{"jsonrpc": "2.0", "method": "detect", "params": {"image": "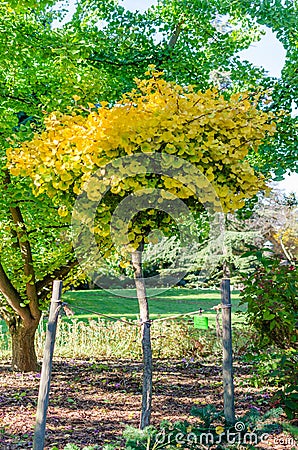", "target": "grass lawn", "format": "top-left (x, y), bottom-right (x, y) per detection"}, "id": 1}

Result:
top-left (62, 287), bottom-right (245, 326)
